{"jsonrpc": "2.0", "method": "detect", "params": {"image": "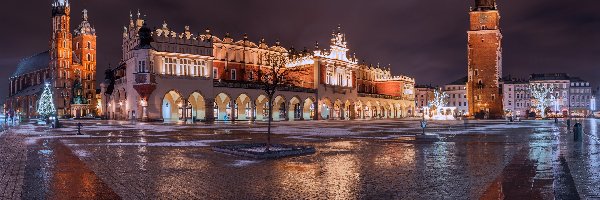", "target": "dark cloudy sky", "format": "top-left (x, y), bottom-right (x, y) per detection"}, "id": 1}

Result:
top-left (1, 0), bottom-right (599, 102)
